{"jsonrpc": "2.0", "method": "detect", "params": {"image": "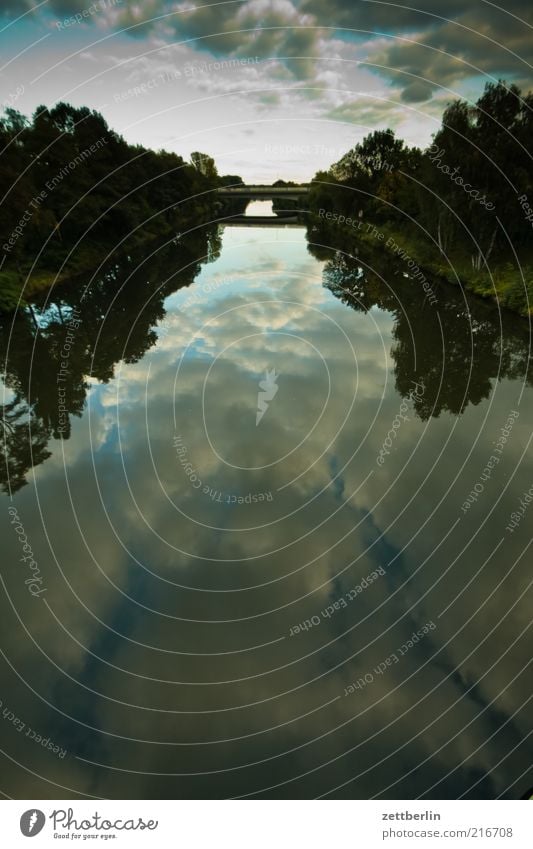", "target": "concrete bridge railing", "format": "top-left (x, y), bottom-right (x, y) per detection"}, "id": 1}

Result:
top-left (217, 185), bottom-right (309, 199)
